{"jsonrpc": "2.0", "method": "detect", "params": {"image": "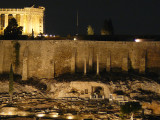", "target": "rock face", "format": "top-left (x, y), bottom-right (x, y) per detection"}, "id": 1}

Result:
top-left (0, 81), bottom-right (38, 93)
top-left (142, 101), bottom-right (160, 115)
top-left (108, 78), bottom-right (160, 96)
top-left (0, 74), bottom-right (160, 114)
top-left (46, 81), bottom-right (111, 99)
top-left (43, 76), bottom-right (160, 102)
